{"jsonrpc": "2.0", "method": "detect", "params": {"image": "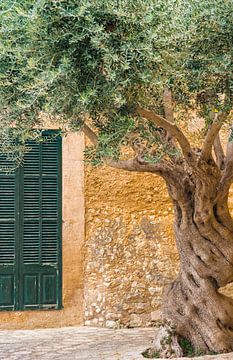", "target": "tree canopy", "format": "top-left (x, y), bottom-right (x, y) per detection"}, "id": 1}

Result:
top-left (1, 1), bottom-right (233, 355)
top-left (0, 0), bottom-right (232, 167)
